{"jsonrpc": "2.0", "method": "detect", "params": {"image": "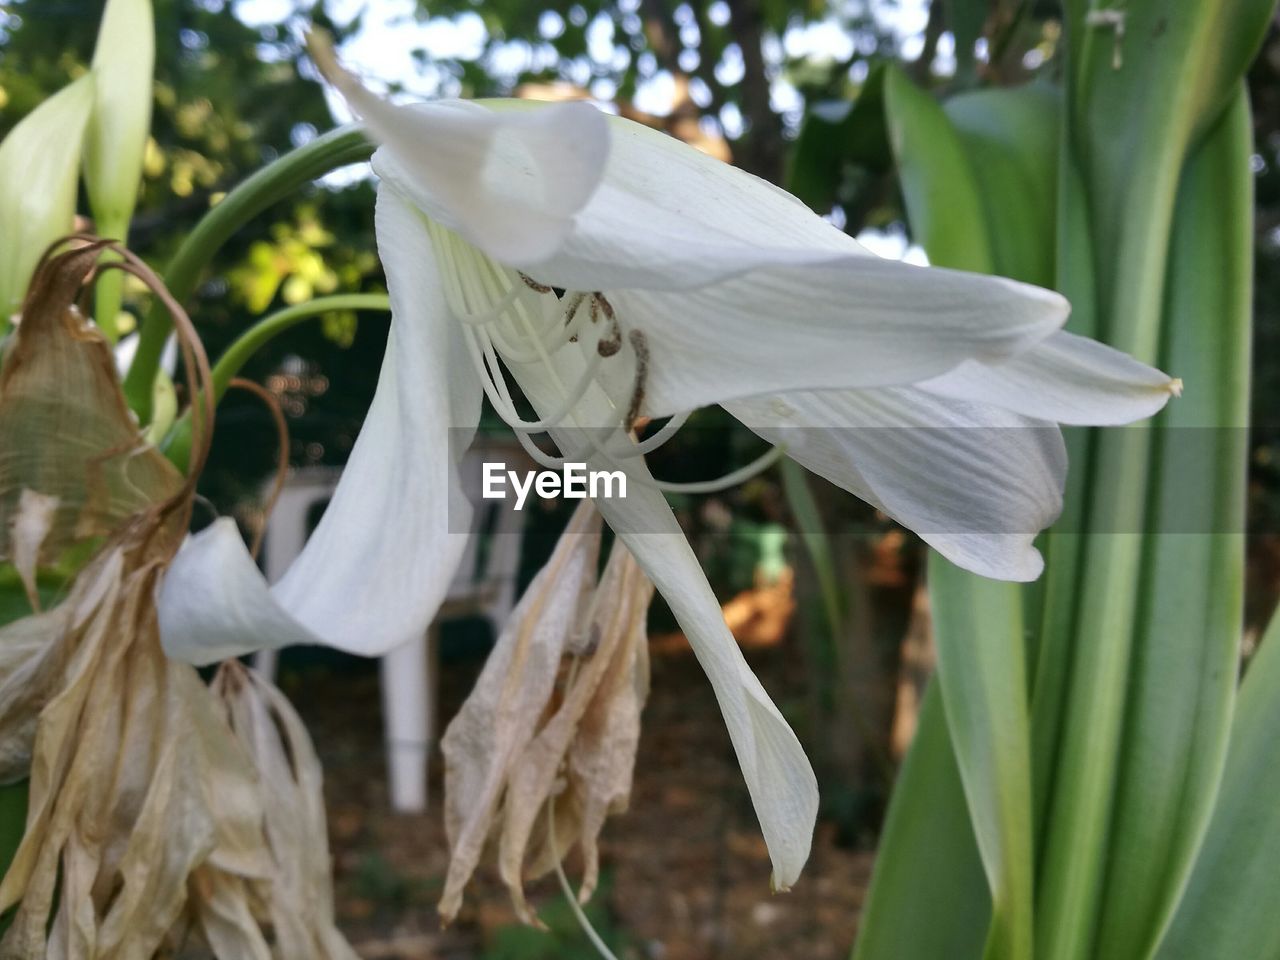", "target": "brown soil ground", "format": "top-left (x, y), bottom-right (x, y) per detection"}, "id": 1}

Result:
top-left (285, 631), bottom-right (873, 960)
